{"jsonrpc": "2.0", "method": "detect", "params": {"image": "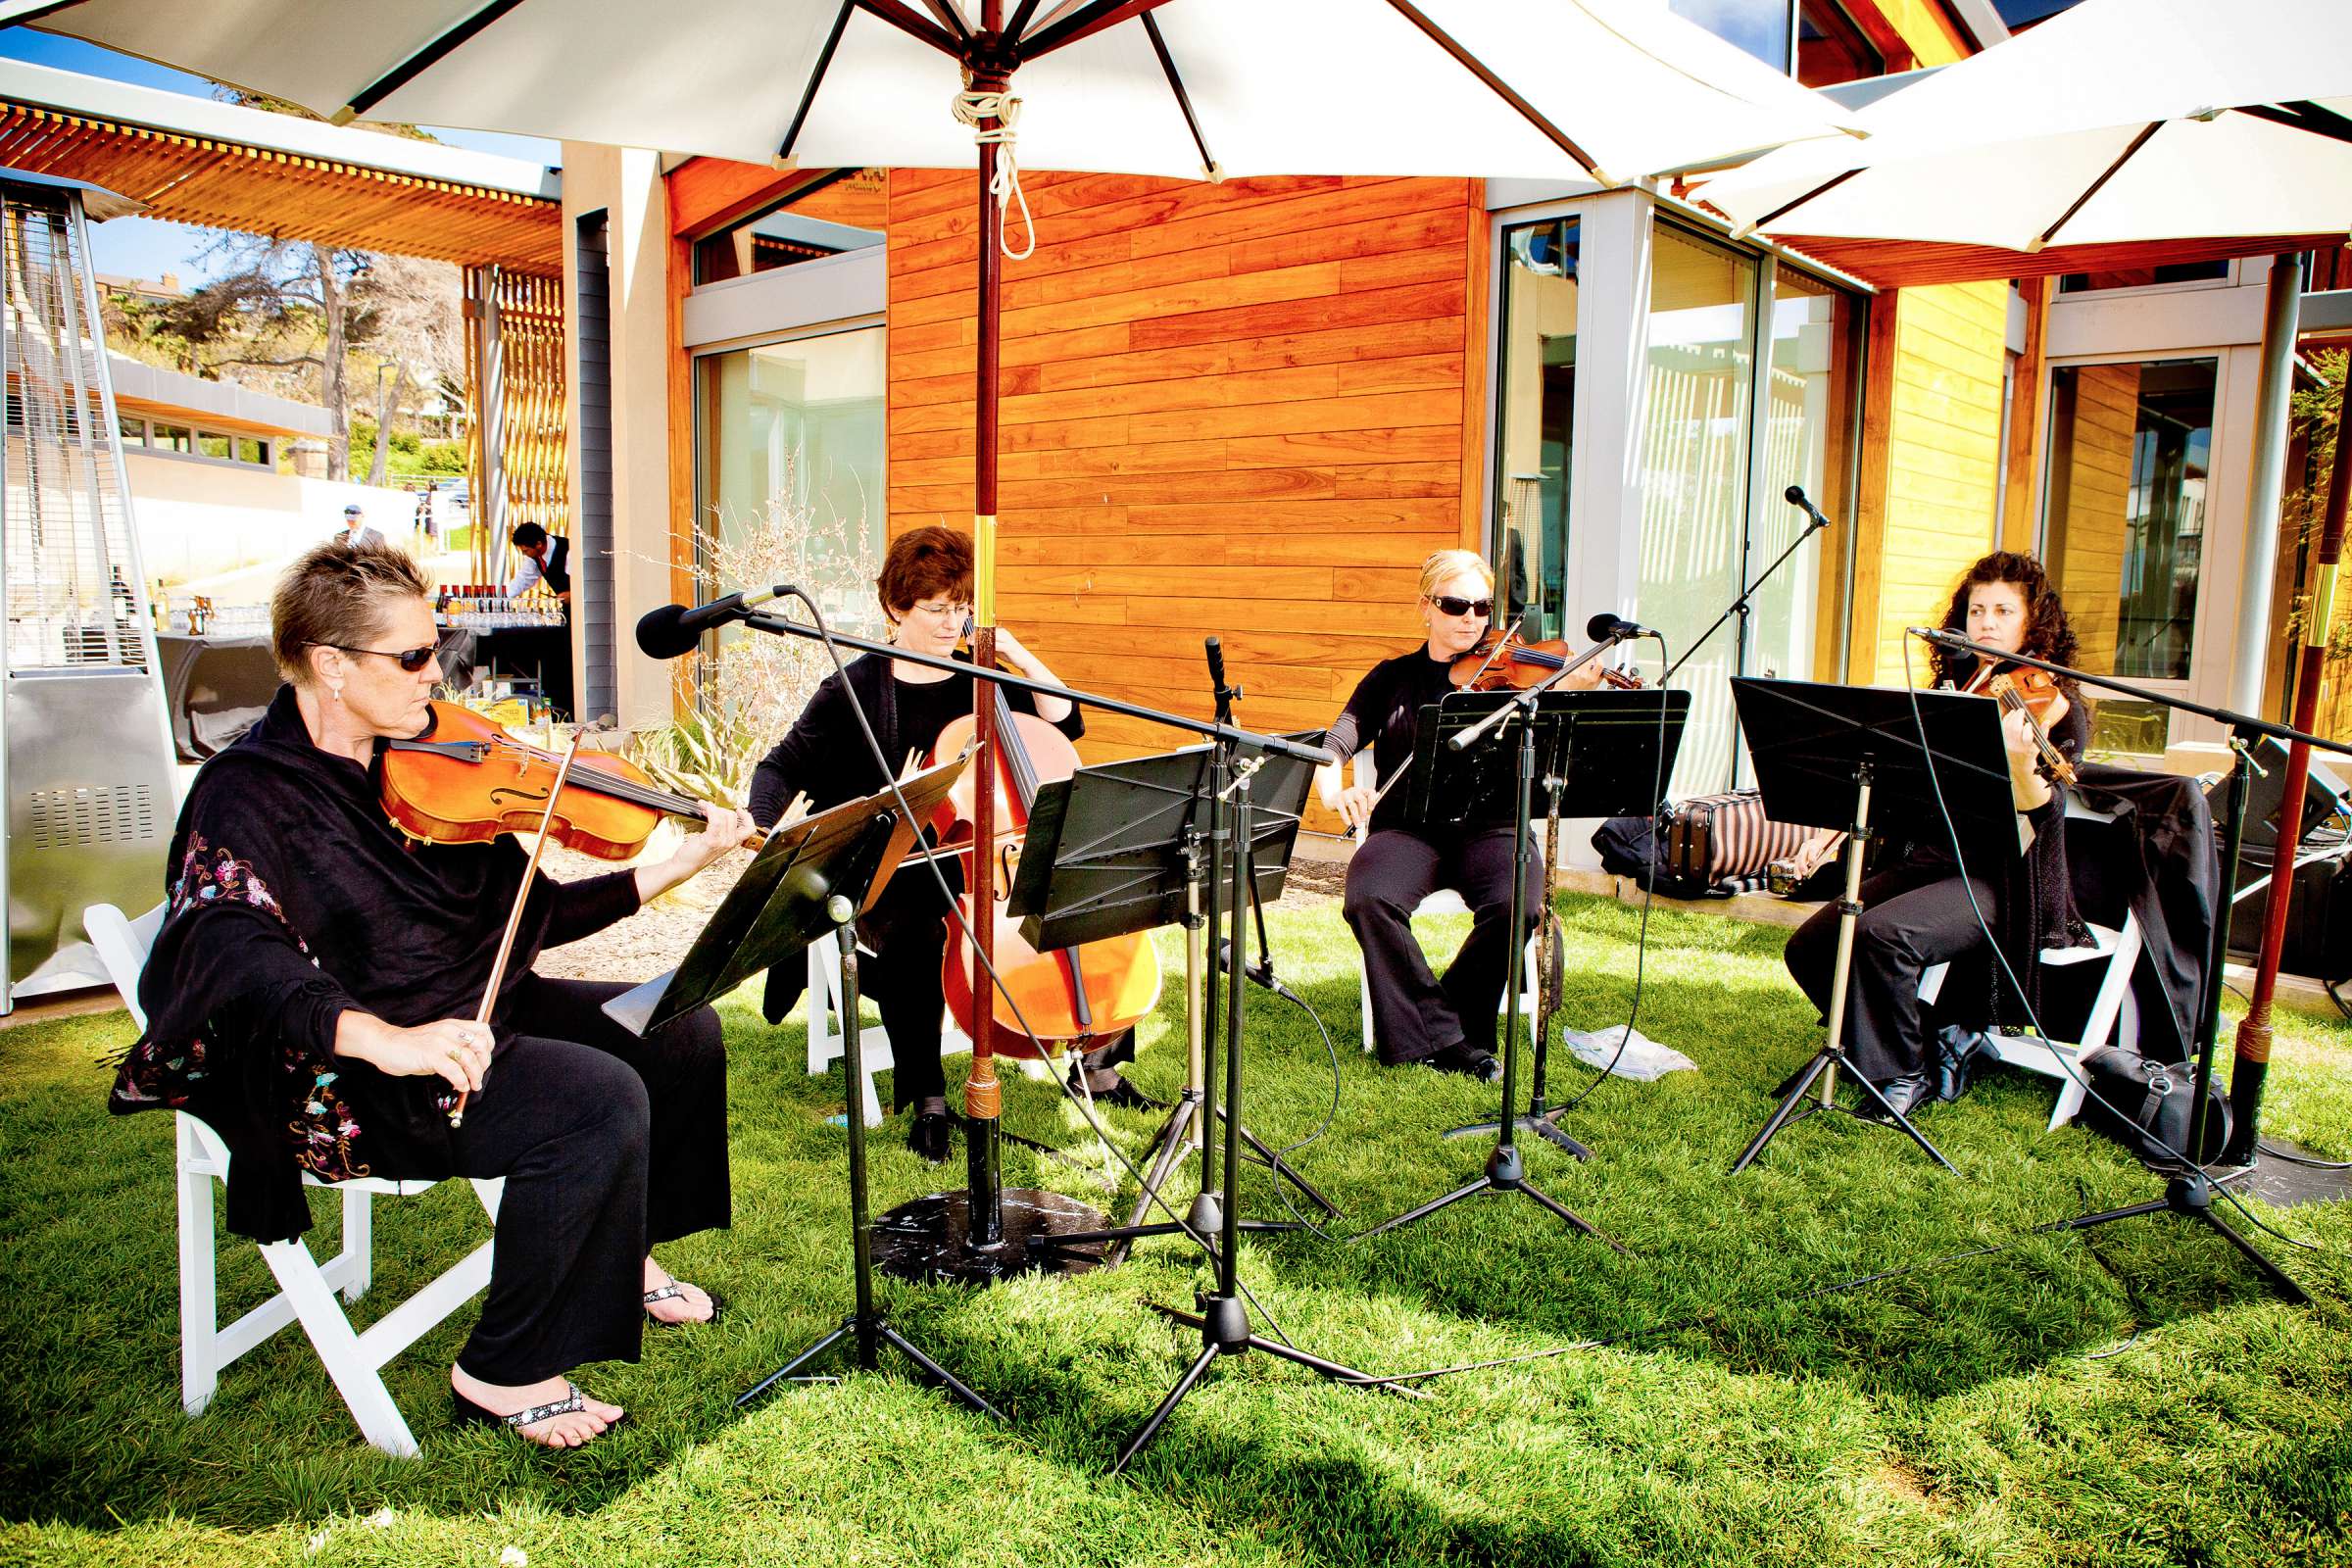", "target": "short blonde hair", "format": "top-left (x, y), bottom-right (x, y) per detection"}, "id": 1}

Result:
top-left (271, 540), bottom-right (433, 685)
top-left (1416, 549), bottom-right (1494, 601)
